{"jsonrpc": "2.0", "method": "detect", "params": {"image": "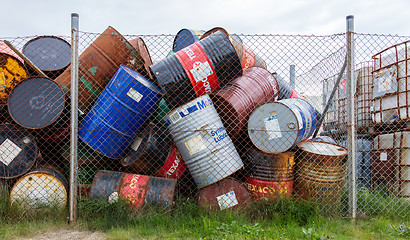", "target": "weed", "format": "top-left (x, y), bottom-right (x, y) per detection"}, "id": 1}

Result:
top-left (389, 222), bottom-right (410, 237)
